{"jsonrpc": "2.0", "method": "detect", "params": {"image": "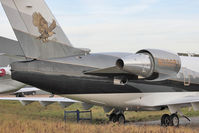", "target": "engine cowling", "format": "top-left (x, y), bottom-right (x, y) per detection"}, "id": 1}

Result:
top-left (116, 49), bottom-right (181, 80)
